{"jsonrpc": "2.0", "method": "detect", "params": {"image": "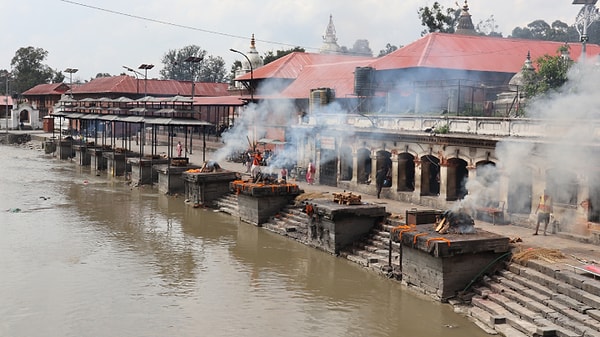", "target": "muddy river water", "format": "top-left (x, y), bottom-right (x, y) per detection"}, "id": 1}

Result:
top-left (0, 144), bottom-right (488, 337)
